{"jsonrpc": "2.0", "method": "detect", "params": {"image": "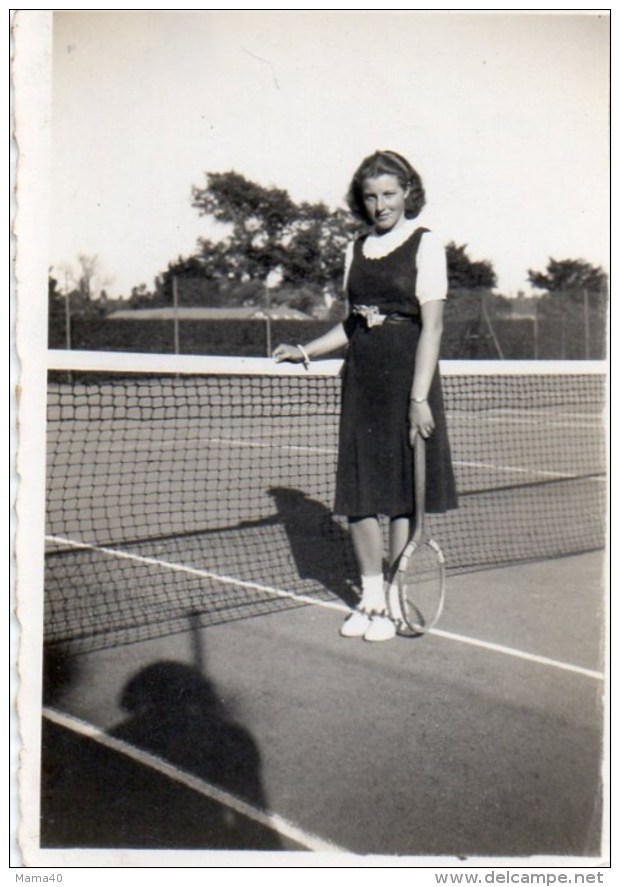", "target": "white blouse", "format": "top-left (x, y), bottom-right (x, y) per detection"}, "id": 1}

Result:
top-left (344, 218), bottom-right (448, 305)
